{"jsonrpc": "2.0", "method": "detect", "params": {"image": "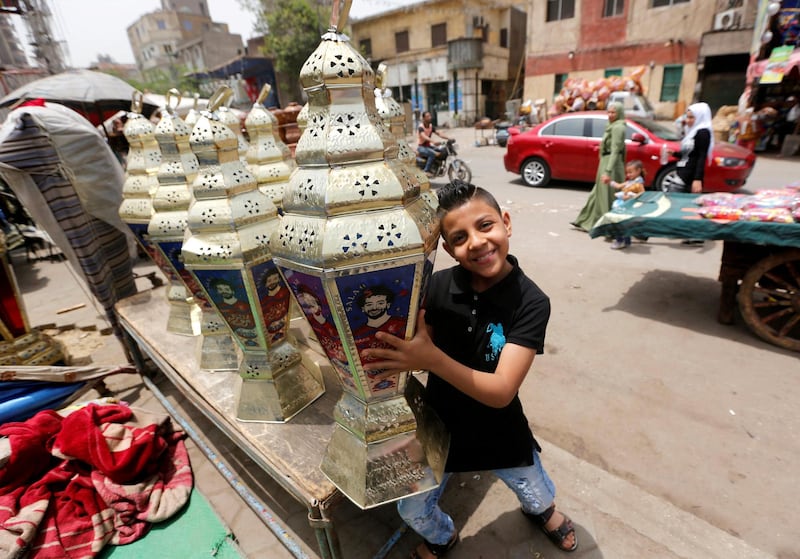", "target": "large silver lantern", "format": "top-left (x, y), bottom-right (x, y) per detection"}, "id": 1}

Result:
top-left (182, 86), bottom-right (325, 422)
top-left (269, 0), bottom-right (448, 509)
